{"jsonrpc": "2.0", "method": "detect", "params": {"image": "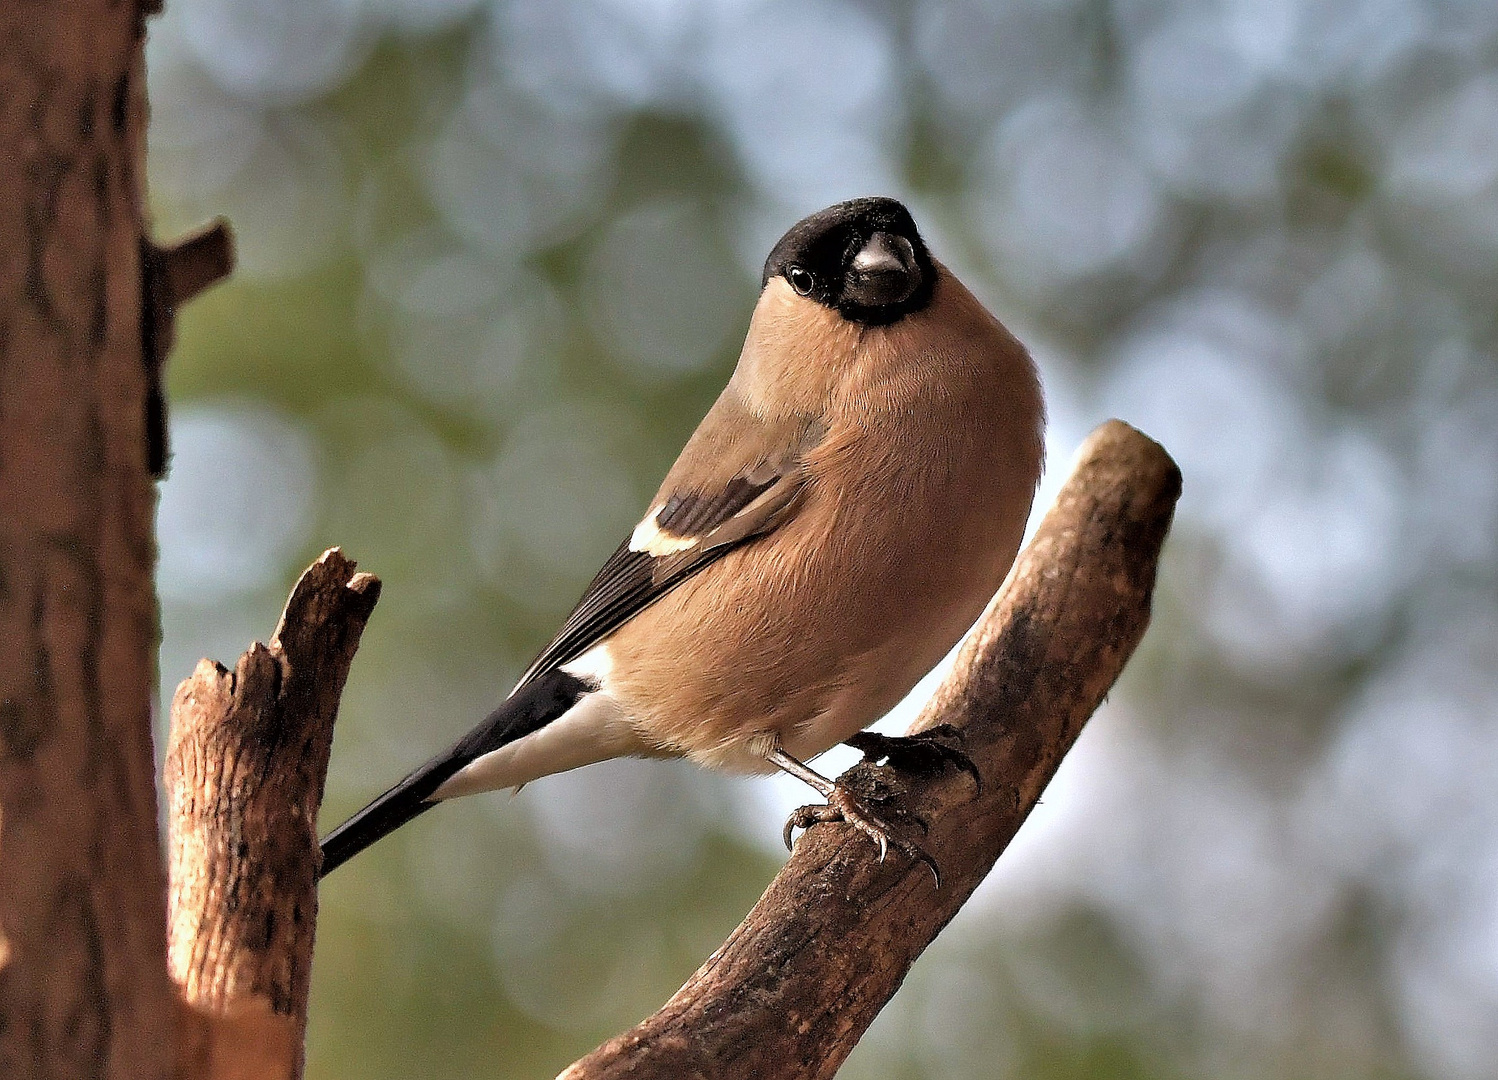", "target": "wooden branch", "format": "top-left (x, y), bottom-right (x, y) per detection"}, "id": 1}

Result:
top-left (141, 219), bottom-right (236, 477)
top-left (165, 550), bottom-right (380, 1080)
top-left (155, 219), bottom-right (236, 308)
top-left (562, 419), bottom-right (1182, 1080)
